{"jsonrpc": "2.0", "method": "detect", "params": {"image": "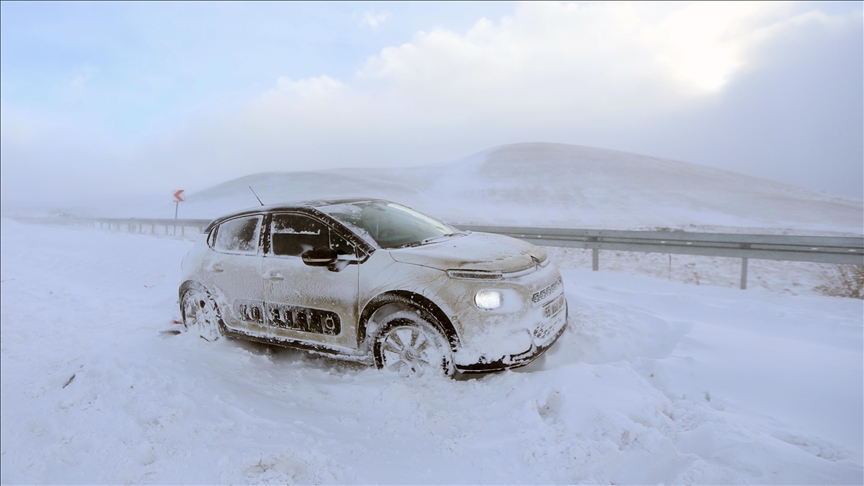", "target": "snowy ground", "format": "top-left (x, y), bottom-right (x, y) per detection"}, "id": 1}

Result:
top-left (1, 218), bottom-right (862, 484)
